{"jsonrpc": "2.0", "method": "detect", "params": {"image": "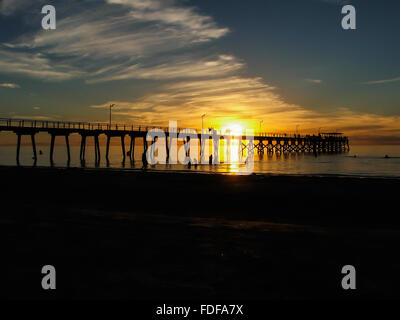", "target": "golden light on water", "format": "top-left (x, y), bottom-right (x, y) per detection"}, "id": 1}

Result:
top-left (221, 123), bottom-right (244, 164)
